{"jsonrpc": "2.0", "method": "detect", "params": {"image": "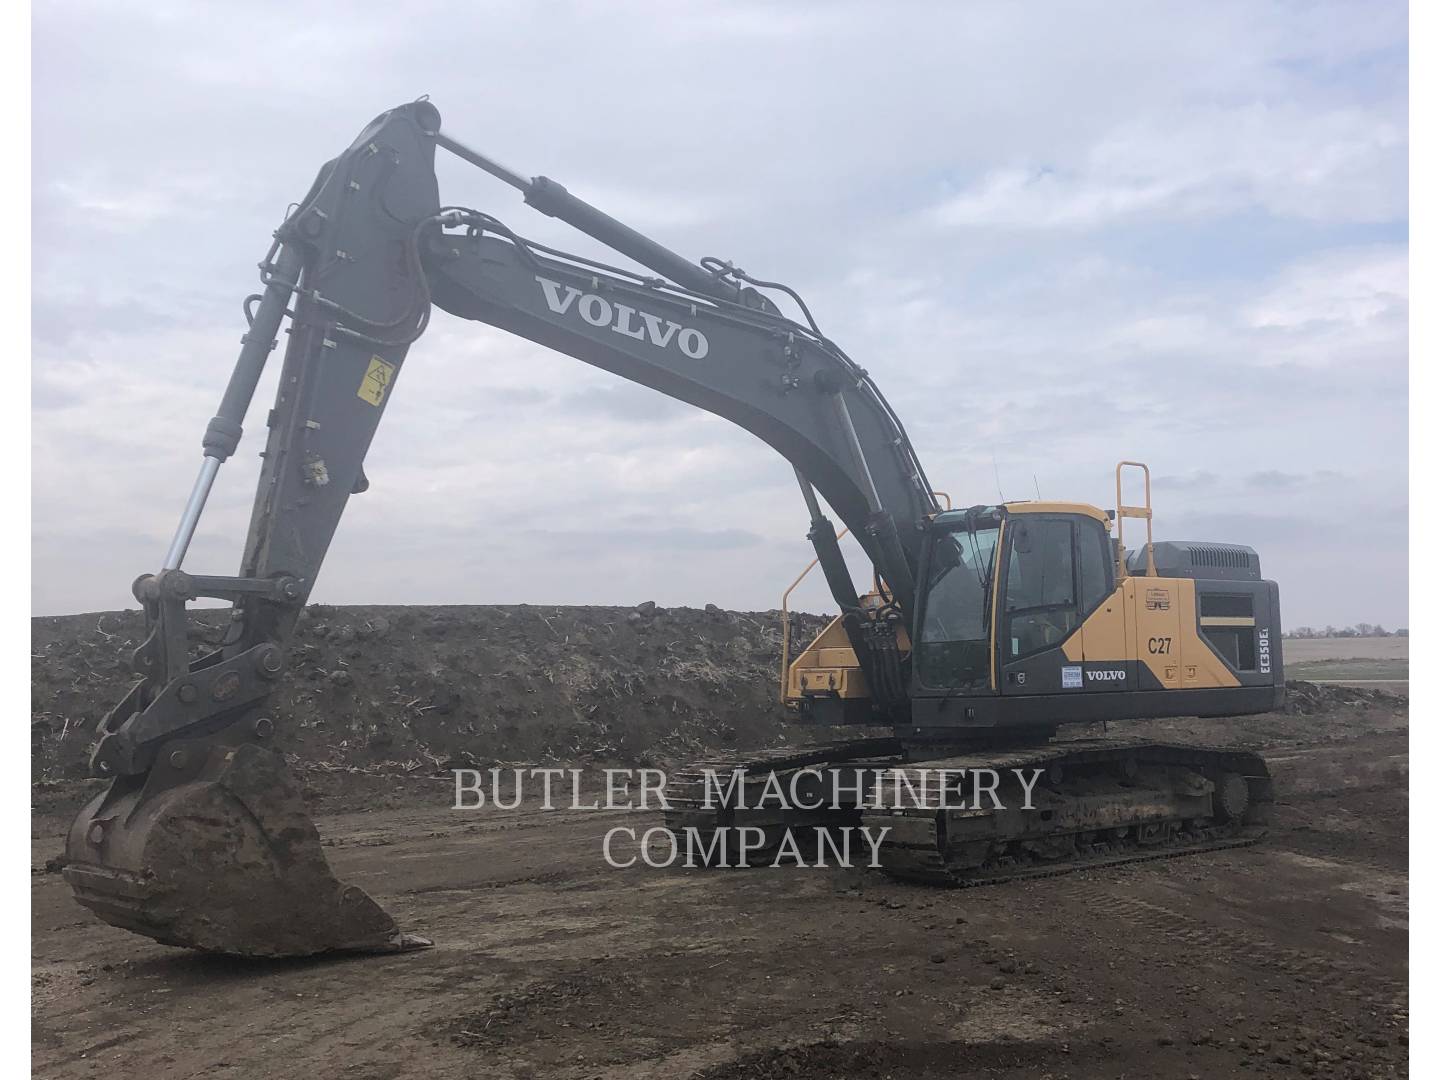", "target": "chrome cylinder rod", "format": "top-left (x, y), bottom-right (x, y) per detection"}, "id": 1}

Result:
top-left (162, 456), bottom-right (222, 570)
top-left (434, 132), bottom-right (530, 193)
top-left (793, 466), bottom-right (824, 523)
top-left (161, 243), bottom-right (301, 571)
top-left (436, 128), bottom-right (741, 304)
